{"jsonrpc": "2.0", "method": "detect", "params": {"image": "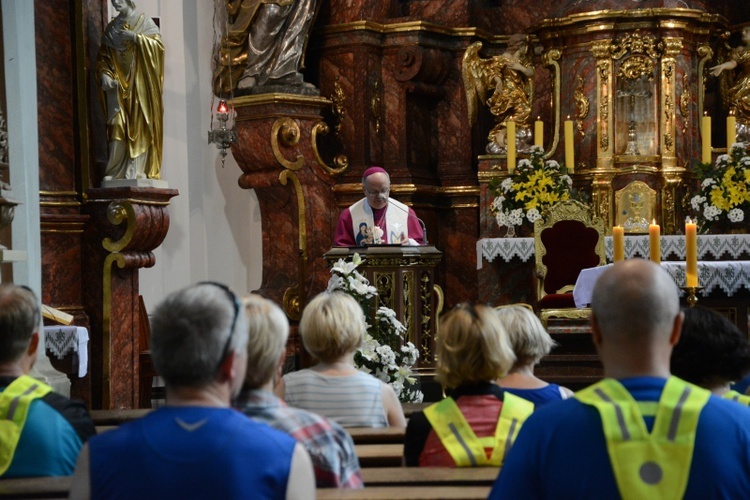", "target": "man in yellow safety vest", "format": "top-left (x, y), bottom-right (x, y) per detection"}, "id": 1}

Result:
top-left (490, 259), bottom-right (750, 499)
top-left (0, 284), bottom-right (95, 477)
